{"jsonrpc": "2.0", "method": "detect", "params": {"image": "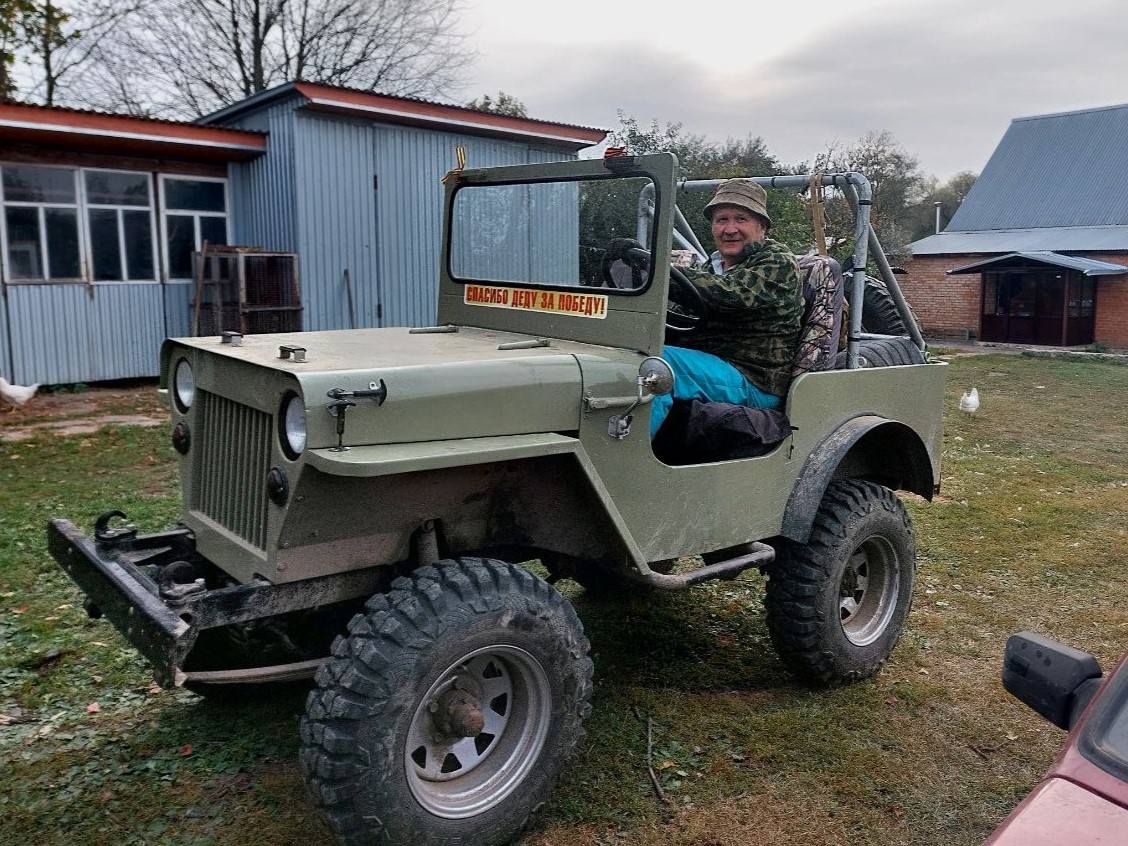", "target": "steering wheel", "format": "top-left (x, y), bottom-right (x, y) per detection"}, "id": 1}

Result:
top-left (666, 264), bottom-right (707, 333)
top-left (600, 241), bottom-right (709, 333)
